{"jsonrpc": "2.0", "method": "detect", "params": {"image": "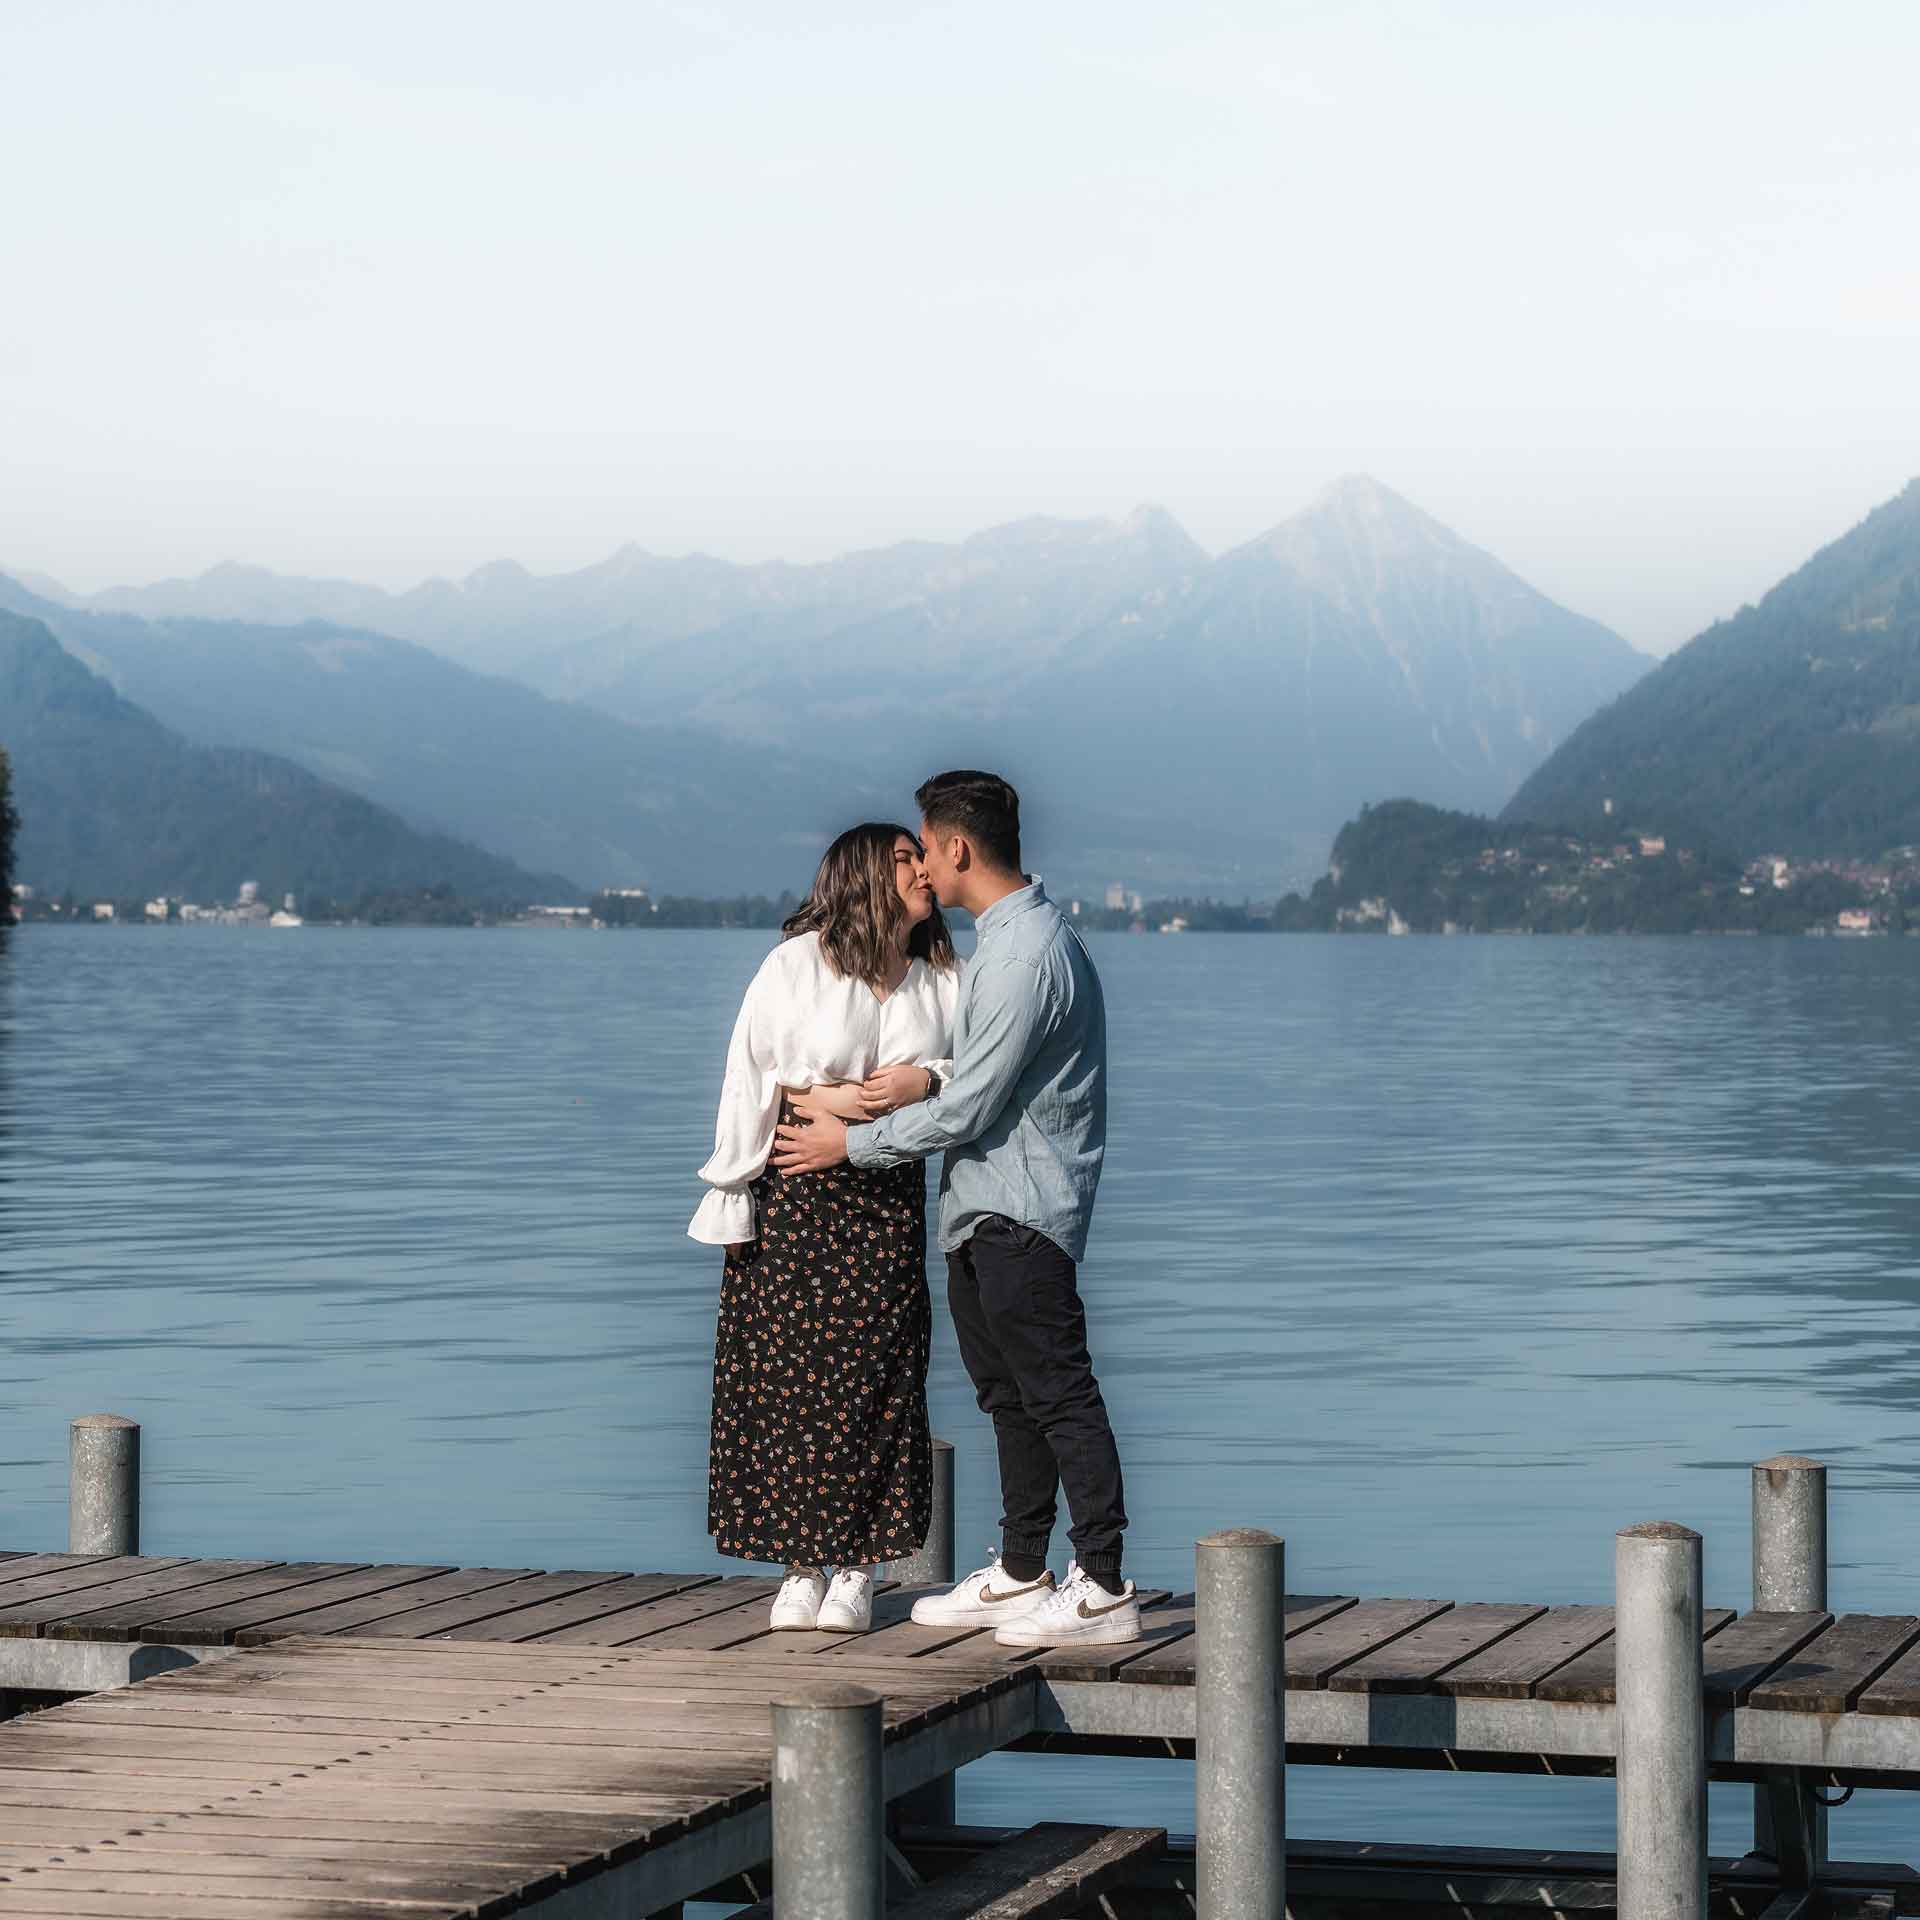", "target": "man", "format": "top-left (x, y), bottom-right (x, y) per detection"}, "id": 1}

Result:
top-left (771, 770), bottom-right (1136, 1646)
